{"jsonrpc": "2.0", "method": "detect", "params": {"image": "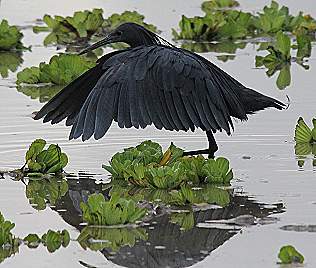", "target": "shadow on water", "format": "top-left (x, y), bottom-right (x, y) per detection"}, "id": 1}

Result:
top-left (26, 175), bottom-right (285, 268)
